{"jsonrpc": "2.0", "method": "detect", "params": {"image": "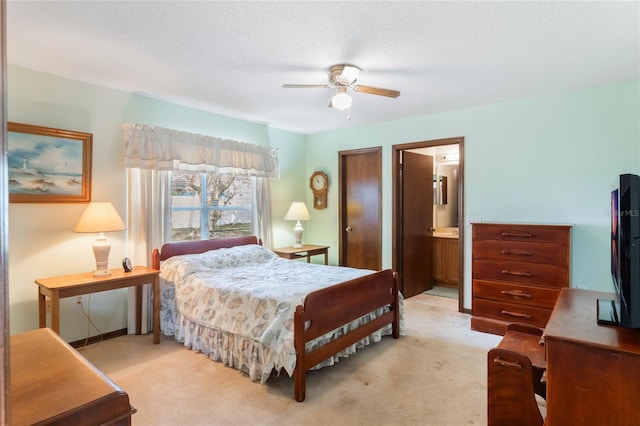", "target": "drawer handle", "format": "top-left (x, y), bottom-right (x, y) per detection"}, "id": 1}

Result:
top-left (501, 249), bottom-right (532, 256)
top-left (501, 269), bottom-right (533, 277)
top-left (493, 356), bottom-right (523, 370)
top-left (501, 290), bottom-right (532, 298)
top-left (501, 232), bottom-right (532, 238)
top-left (501, 310), bottom-right (532, 319)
